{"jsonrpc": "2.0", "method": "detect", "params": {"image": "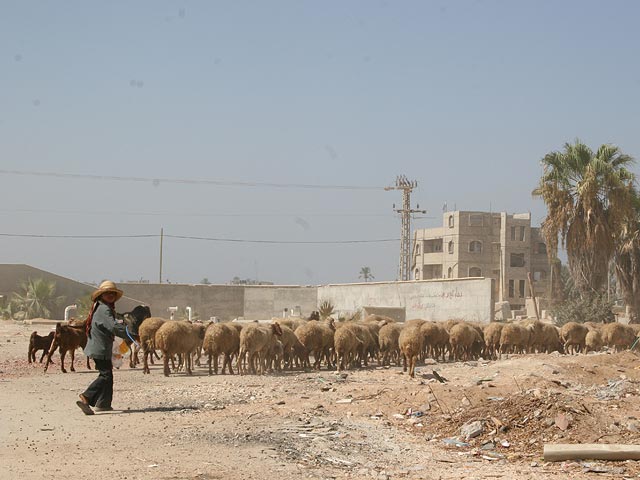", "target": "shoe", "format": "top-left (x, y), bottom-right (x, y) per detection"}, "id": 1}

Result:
top-left (94, 406), bottom-right (114, 412)
top-left (76, 400), bottom-right (94, 415)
